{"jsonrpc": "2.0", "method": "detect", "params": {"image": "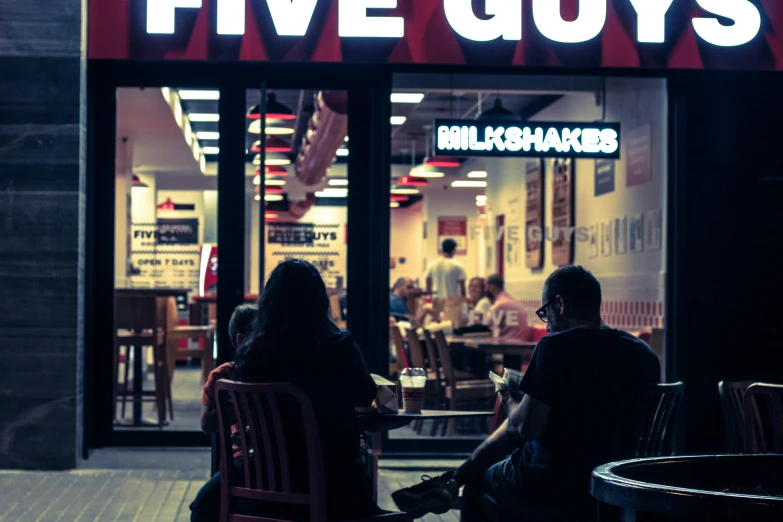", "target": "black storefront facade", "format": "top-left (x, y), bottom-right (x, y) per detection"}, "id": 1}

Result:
top-left (2, 0), bottom-right (783, 469)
